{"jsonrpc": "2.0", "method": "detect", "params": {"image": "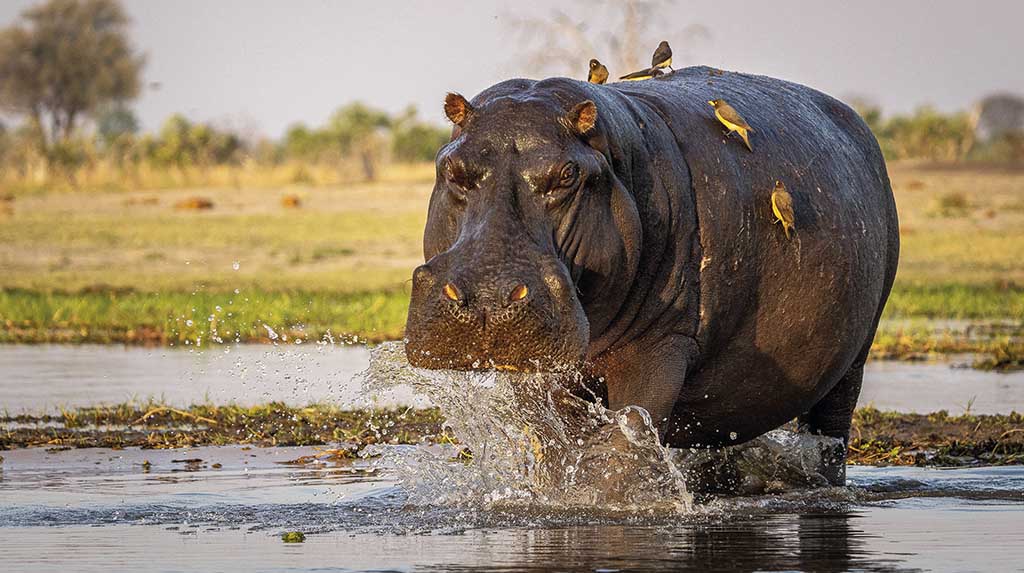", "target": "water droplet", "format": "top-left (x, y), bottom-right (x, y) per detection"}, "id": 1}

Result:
top-left (185, 319), bottom-right (194, 327)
